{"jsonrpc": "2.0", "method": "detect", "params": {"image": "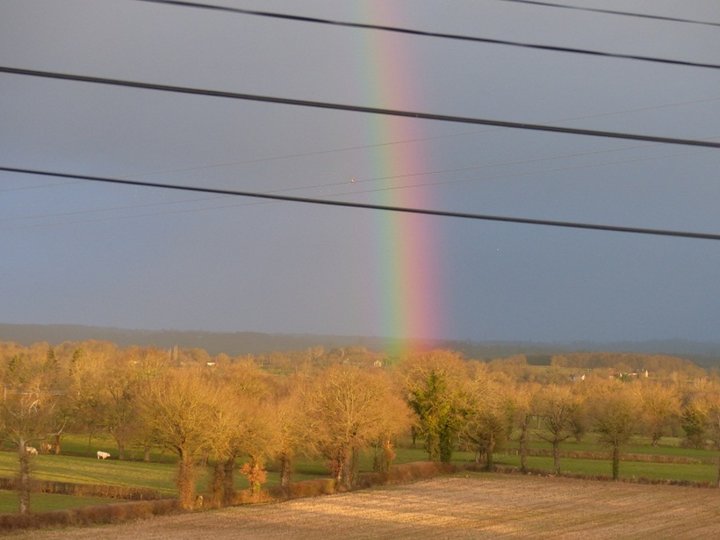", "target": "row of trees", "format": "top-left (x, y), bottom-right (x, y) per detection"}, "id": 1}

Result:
top-left (1, 340), bottom-right (719, 513)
